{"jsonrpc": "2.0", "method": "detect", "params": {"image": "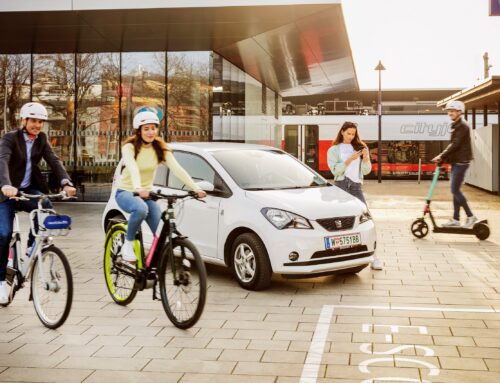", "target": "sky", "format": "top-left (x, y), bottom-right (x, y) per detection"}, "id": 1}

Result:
top-left (341, 0), bottom-right (500, 90)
